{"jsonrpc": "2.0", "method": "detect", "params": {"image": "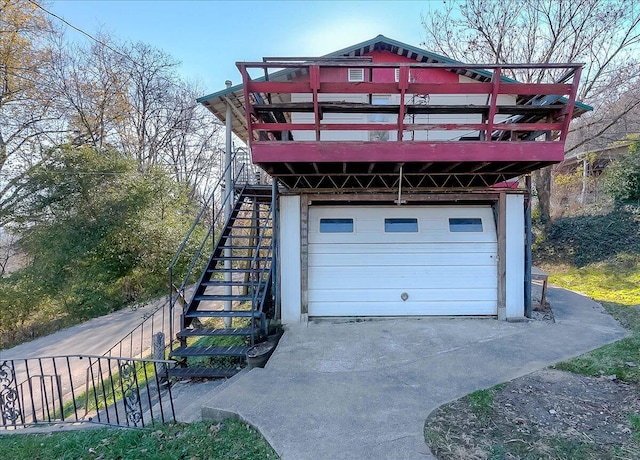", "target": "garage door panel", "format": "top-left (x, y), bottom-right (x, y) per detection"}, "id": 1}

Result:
top-left (308, 205), bottom-right (498, 316)
top-left (309, 270), bottom-right (497, 290)
top-left (309, 251), bottom-right (495, 267)
top-left (308, 231), bottom-right (497, 245)
top-left (308, 288), bottom-right (497, 302)
top-left (308, 301), bottom-right (497, 316)
top-left (309, 242), bottom-right (497, 254)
